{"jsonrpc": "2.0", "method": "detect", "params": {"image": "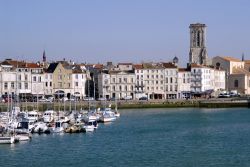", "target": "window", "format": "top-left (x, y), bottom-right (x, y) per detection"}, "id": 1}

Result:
top-left (38, 76), bottom-right (41, 82)
top-left (170, 77), bottom-right (173, 83)
top-left (18, 75), bottom-right (21, 80)
top-left (125, 86), bottom-right (127, 91)
top-left (131, 78), bottom-right (133, 83)
top-left (197, 31), bottom-right (200, 47)
top-left (4, 82), bottom-right (8, 89)
top-left (18, 83), bottom-right (21, 89)
top-left (11, 82), bottom-right (14, 89)
top-left (119, 86), bottom-right (122, 91)
top-left (58, 75), bottom-right (62, 80)
top-left (175, 85), bottom-right (178, 91)
top-left (234, 80), bottom-right (239, 88)
top-left (113, 78), bottom-right (116, 83)
top-left (59, 82), bottom-right (62, 88)
top-left (75, 82), bottom-right (78, 87)
top-left (45, 82), bottom-right (48, 87)
top-left (119, 78), bottom-right (122, 83)
top-left (113, 86), bottom-right (115, 91)
top-left (33, 76), bottom-right (36, 82)
top-left (124, 78), bottom-right (127, 83)
top-left (25, 75), bottom-right (28, 81)
top-left (25, 83), bottom-right (28, 89)
top-left (131, 86), bottom-right (133, 91)
top-left (50, 82), bottom-right (52, 87)
top-left (166, 78), bottom-right (168, 83)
